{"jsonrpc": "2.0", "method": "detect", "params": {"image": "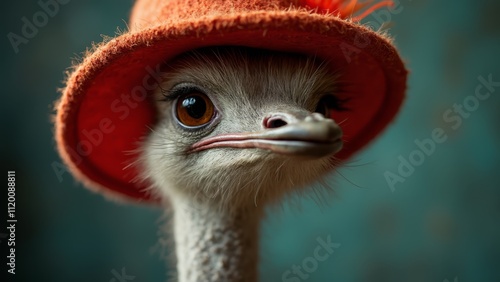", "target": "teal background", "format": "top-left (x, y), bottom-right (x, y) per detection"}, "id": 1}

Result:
top-left (2, 0), bottom-right (499, 281)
